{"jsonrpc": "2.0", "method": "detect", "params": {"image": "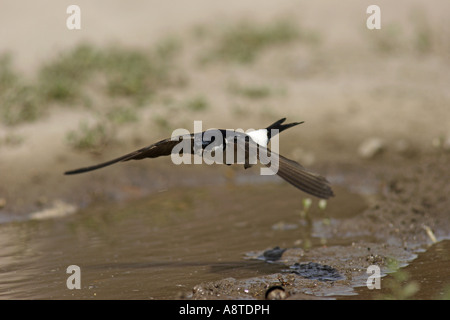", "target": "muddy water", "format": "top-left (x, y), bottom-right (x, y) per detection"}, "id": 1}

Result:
top-left (349, 240), bottom-right (450, 300)
top-left (0, 168), bottom-right (448, 300)
top-left (0, 180), bottom-right (366, 299)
